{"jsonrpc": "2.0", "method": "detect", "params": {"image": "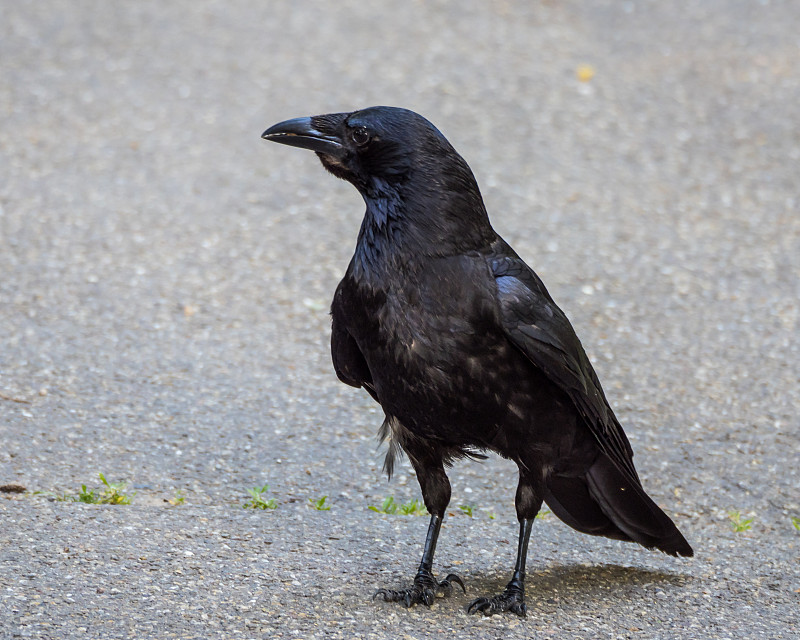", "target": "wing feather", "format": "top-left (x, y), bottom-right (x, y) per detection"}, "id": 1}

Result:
top-left (490, 239), bottom-right (638, 480)
top-left (330, 284), bottom-right (378, 402)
